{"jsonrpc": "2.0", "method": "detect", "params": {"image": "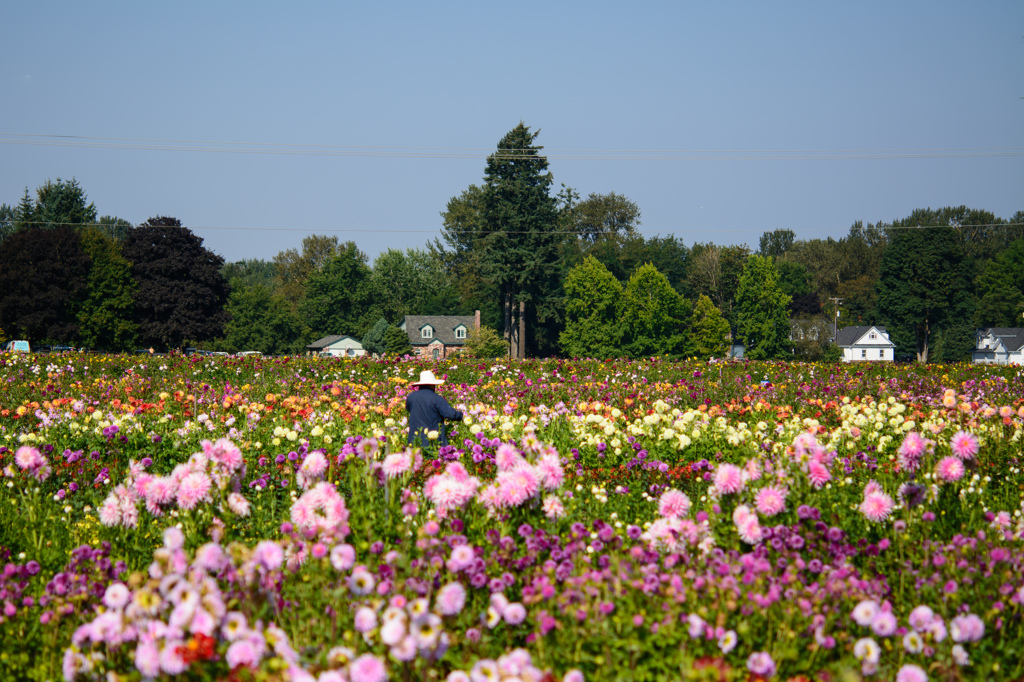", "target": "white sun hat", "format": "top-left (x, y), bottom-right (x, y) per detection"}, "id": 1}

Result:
top-left (412, 370), bottom-right (445, 386)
